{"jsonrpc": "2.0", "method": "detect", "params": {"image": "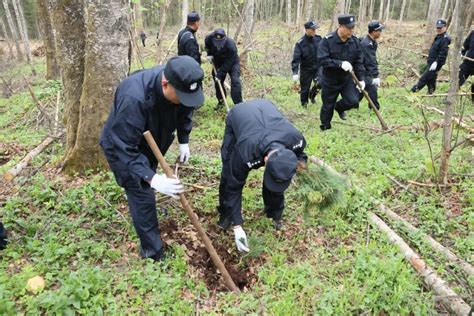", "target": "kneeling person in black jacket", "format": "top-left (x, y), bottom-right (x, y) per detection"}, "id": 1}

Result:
top-left (217, 99), bottom-right (307, 252)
